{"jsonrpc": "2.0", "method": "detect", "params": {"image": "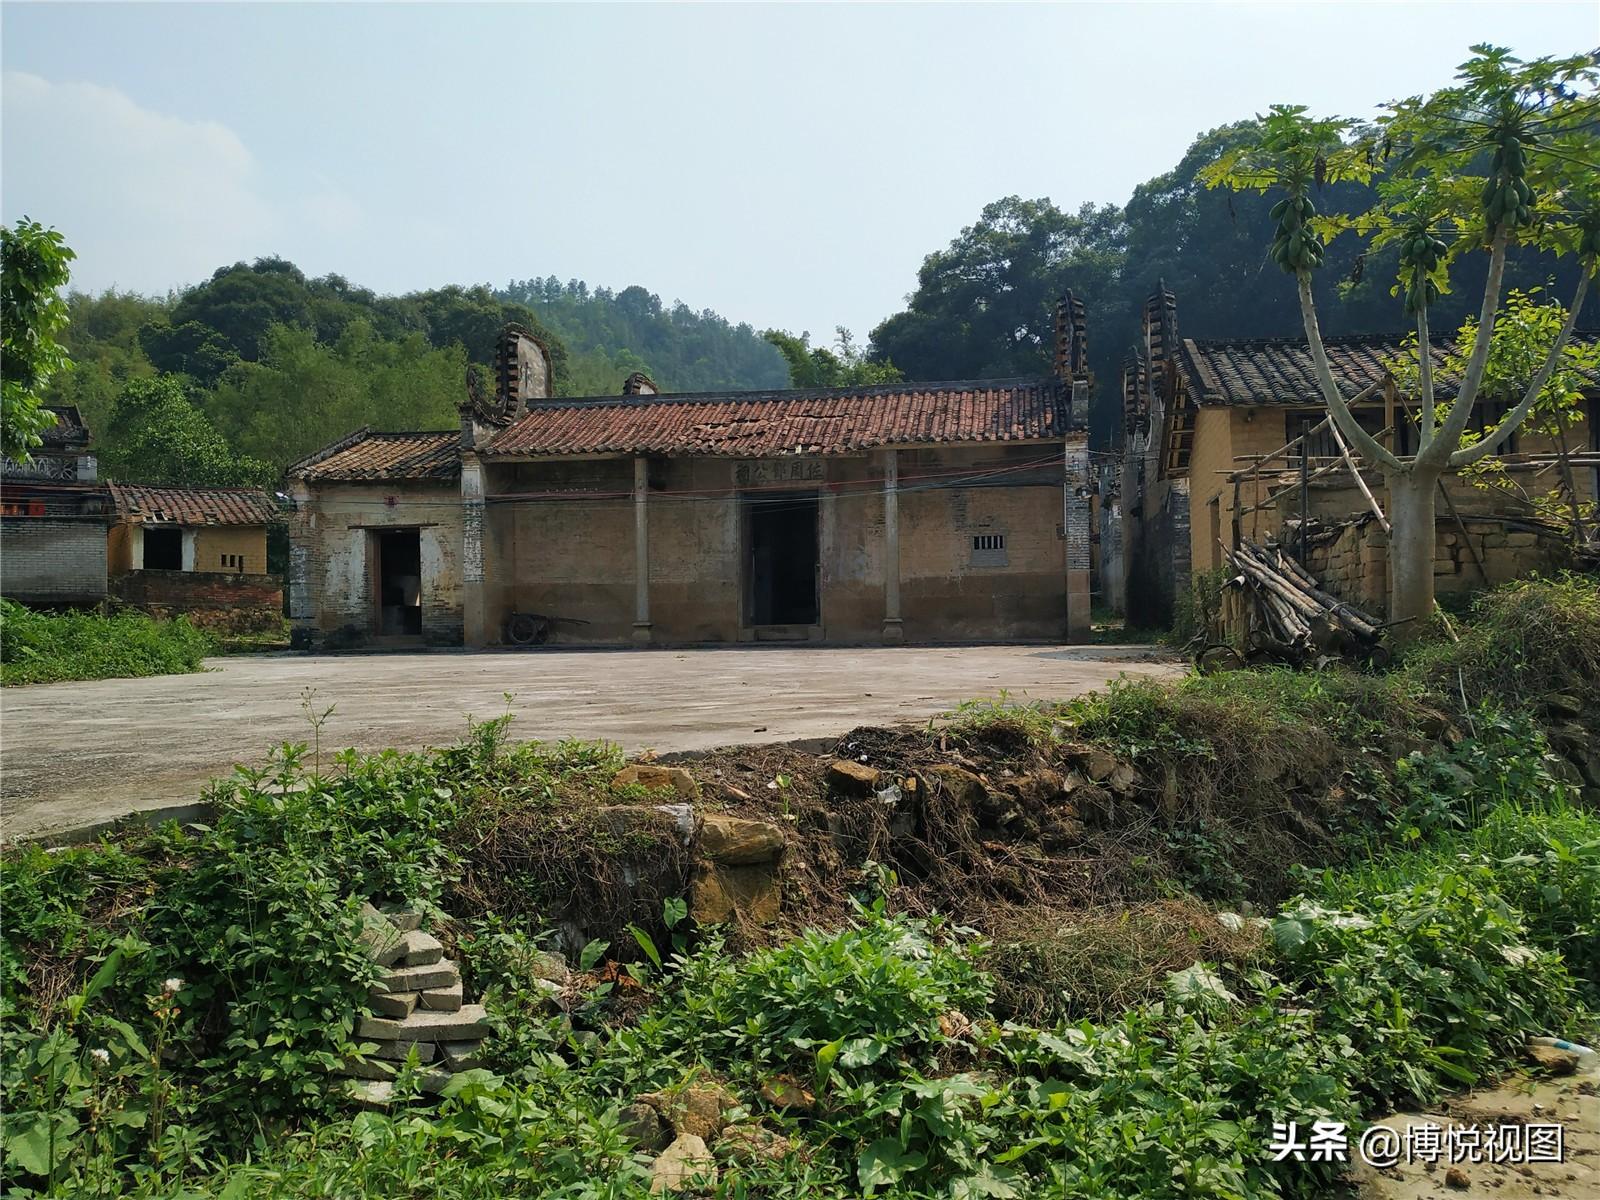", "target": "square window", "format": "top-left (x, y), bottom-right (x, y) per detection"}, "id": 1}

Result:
top-left (970, 532), bottom-right (1008, 567)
